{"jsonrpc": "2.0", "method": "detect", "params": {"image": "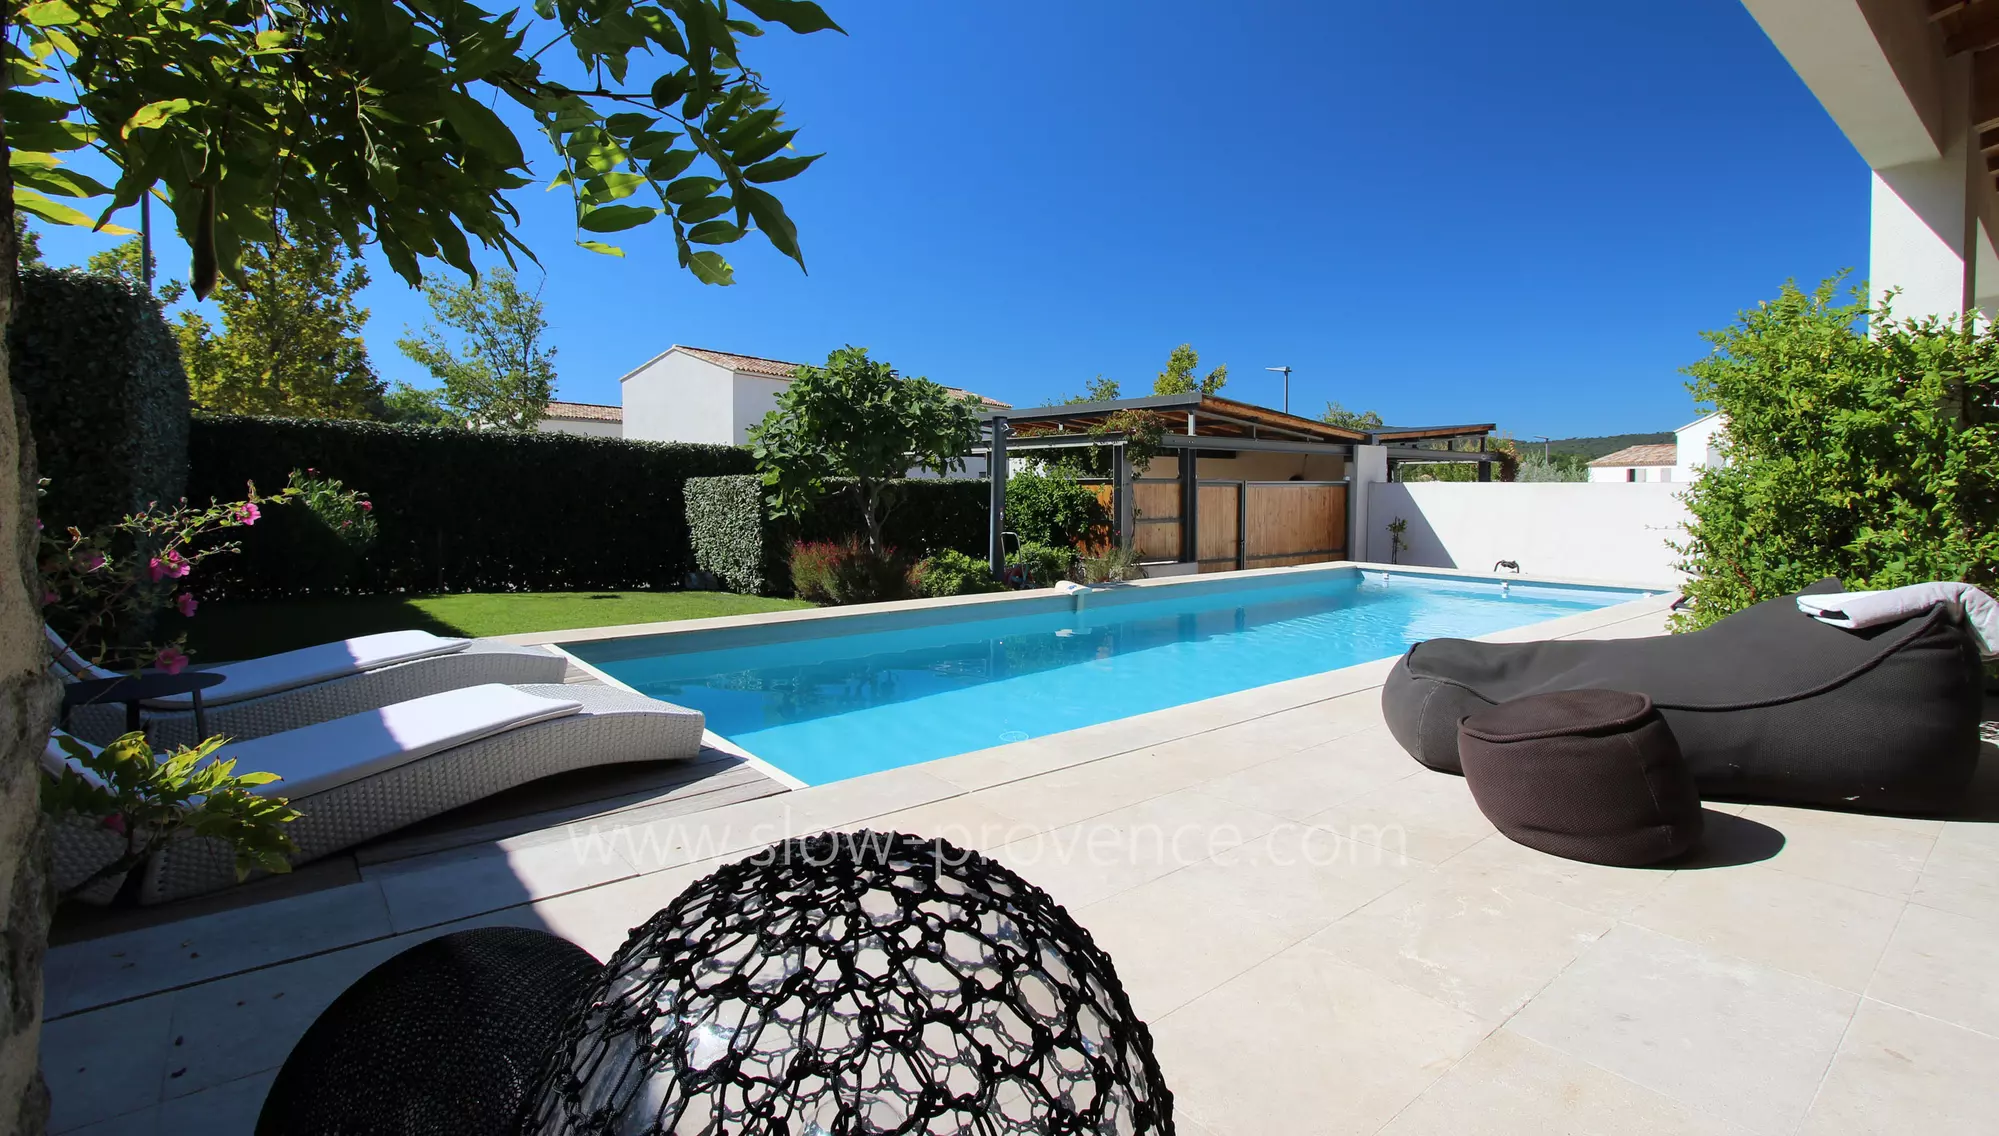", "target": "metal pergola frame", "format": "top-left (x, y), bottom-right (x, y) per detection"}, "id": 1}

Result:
top-left (972, 422), bottom-right (1361, 575)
